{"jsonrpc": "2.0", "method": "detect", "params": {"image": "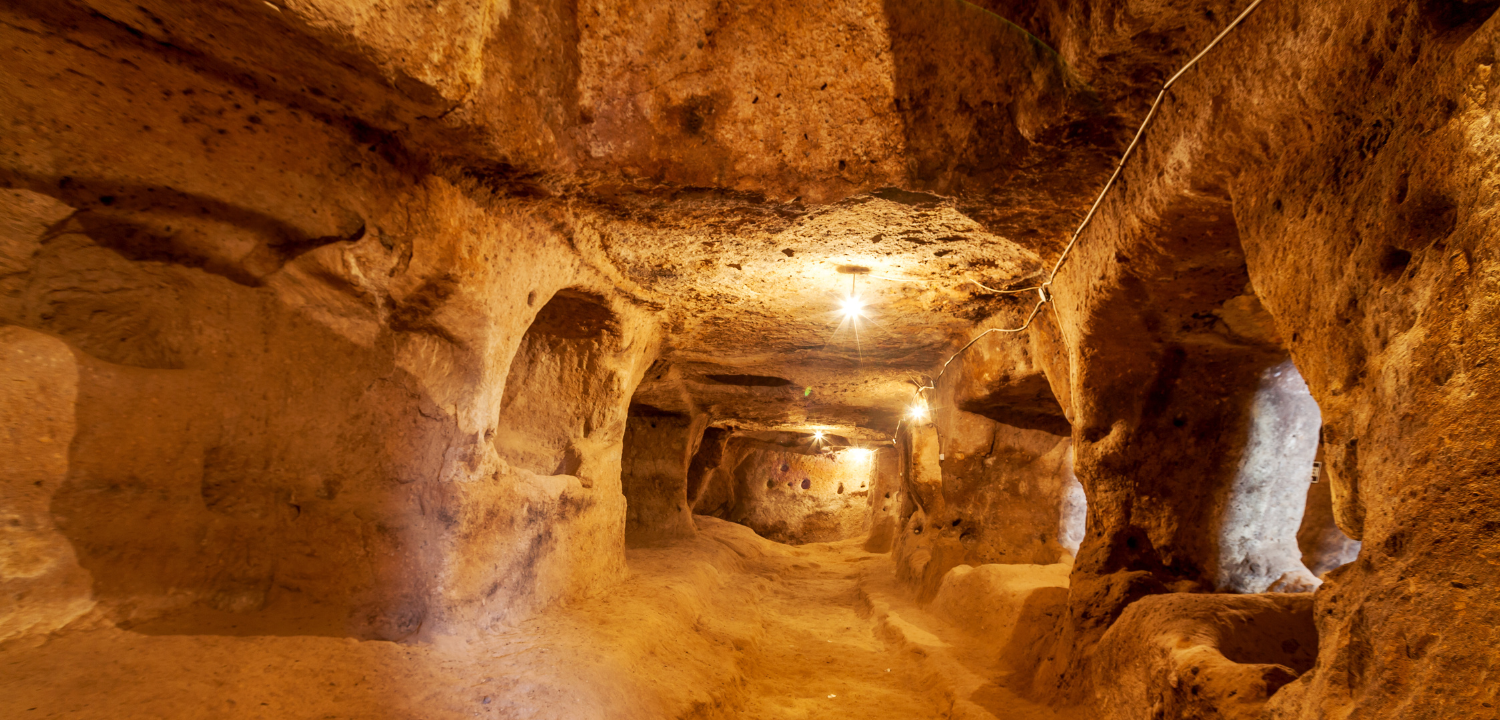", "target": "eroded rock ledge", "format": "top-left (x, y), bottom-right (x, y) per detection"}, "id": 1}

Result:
top-left (3, 0), bottom-right (1499, 718)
